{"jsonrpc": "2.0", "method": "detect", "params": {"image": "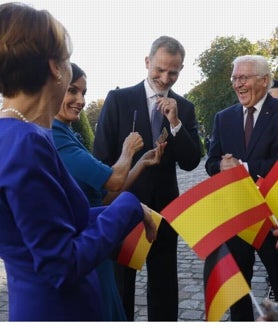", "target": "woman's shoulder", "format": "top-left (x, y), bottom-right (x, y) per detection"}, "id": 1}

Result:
top-left (0, 119), bottom-right (51, 141)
